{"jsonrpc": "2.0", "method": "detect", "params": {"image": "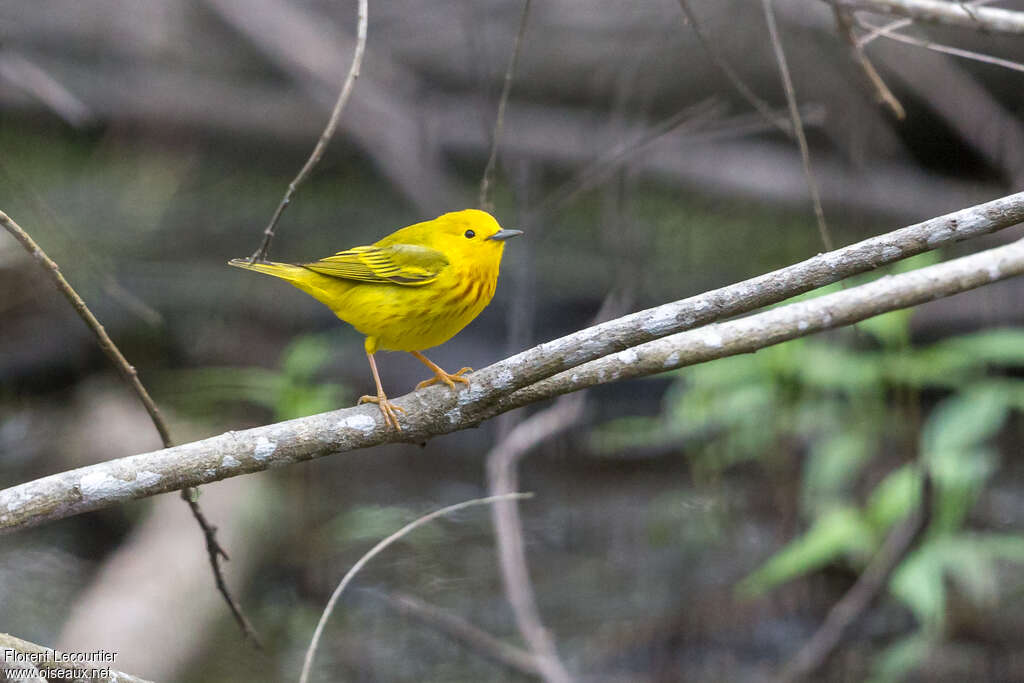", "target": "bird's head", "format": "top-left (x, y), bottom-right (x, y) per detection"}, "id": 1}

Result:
top-left (423, 209), bottom-right (523, 266)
